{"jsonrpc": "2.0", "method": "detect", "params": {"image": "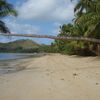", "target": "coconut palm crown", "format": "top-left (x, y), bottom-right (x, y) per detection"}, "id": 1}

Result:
top-left (0, 0), bottom-right (17, 33)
